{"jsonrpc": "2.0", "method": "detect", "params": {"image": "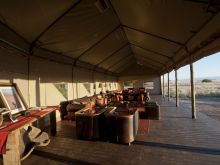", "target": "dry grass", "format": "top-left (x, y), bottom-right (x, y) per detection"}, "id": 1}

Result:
top-left (164, 79), bottom-right (220, 99)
